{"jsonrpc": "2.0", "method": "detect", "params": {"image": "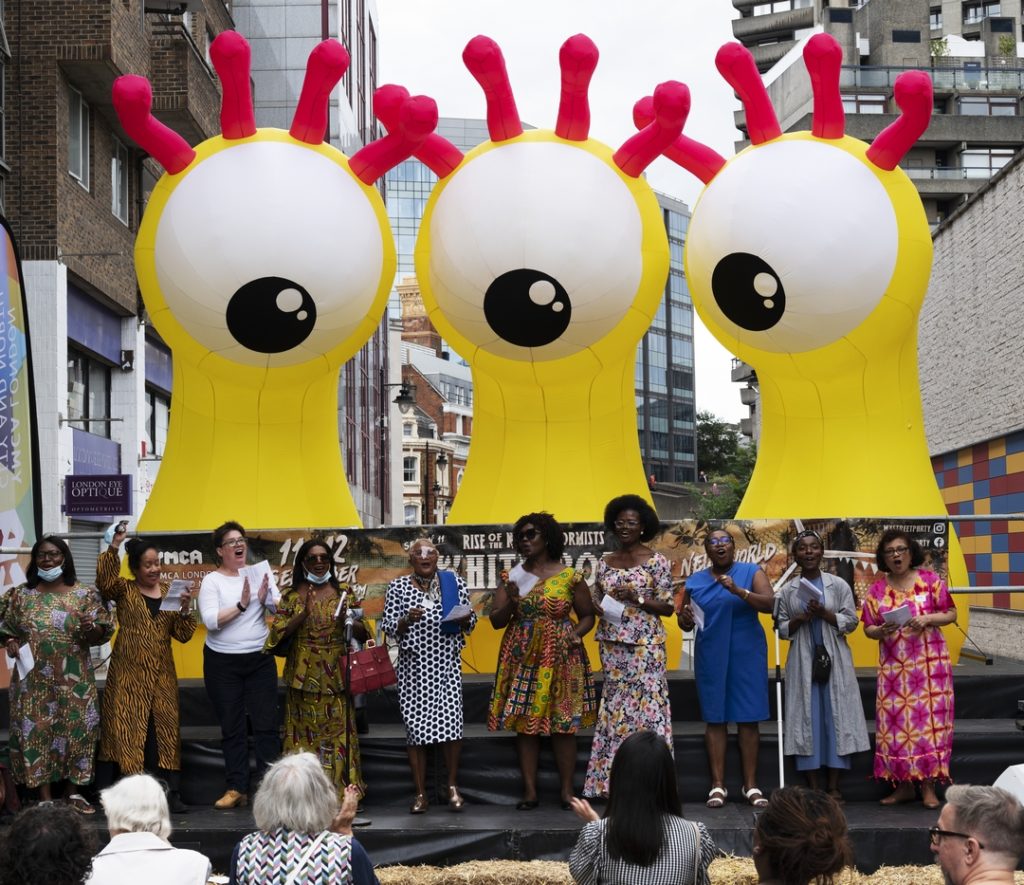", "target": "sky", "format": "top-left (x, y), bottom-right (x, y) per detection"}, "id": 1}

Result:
top-left (377, 0), bottom-right (747, 423)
